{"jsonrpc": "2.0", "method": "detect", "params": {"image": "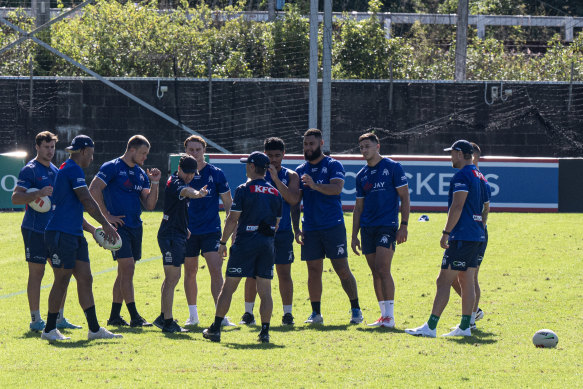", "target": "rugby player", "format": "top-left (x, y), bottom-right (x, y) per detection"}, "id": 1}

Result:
top-left (42, 135), bottom-right (122, 341)
top-left (181, 135), bottom-right (234, 327)
top-left (239, 137), bottom-right (300, 326)
top-left (291, 129), bottom-right (363, 325)
top-left (405, 140), bottom-right (488, 338)
top-left (351, 133), bottom-right (410, 328)
top-left (203, 152), bottom-right (282, 343)
top-left (12, 131), bottom-right (81, 332)
top-left (450, 142), bottom-right (491, 329)
top-left (155, 155), bottom-right (208, 333)
top-left (89, 135), bottom-right (160, 328)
